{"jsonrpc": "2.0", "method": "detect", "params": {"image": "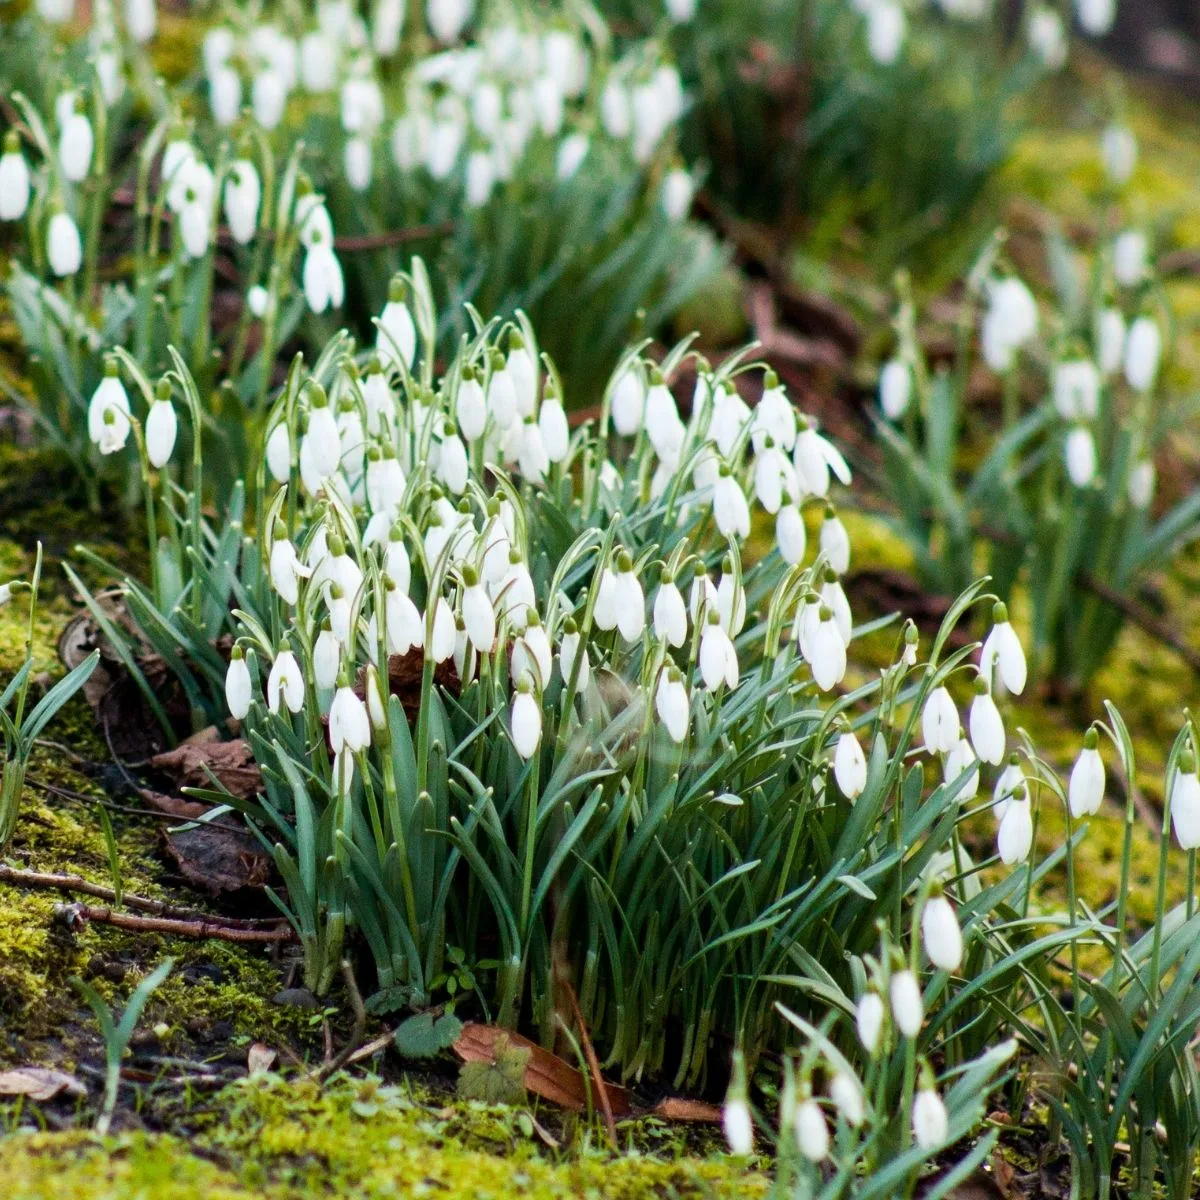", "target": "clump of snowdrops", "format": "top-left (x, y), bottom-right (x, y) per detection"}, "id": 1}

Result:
top-left (874, 162), bottom-right (1196, 690)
